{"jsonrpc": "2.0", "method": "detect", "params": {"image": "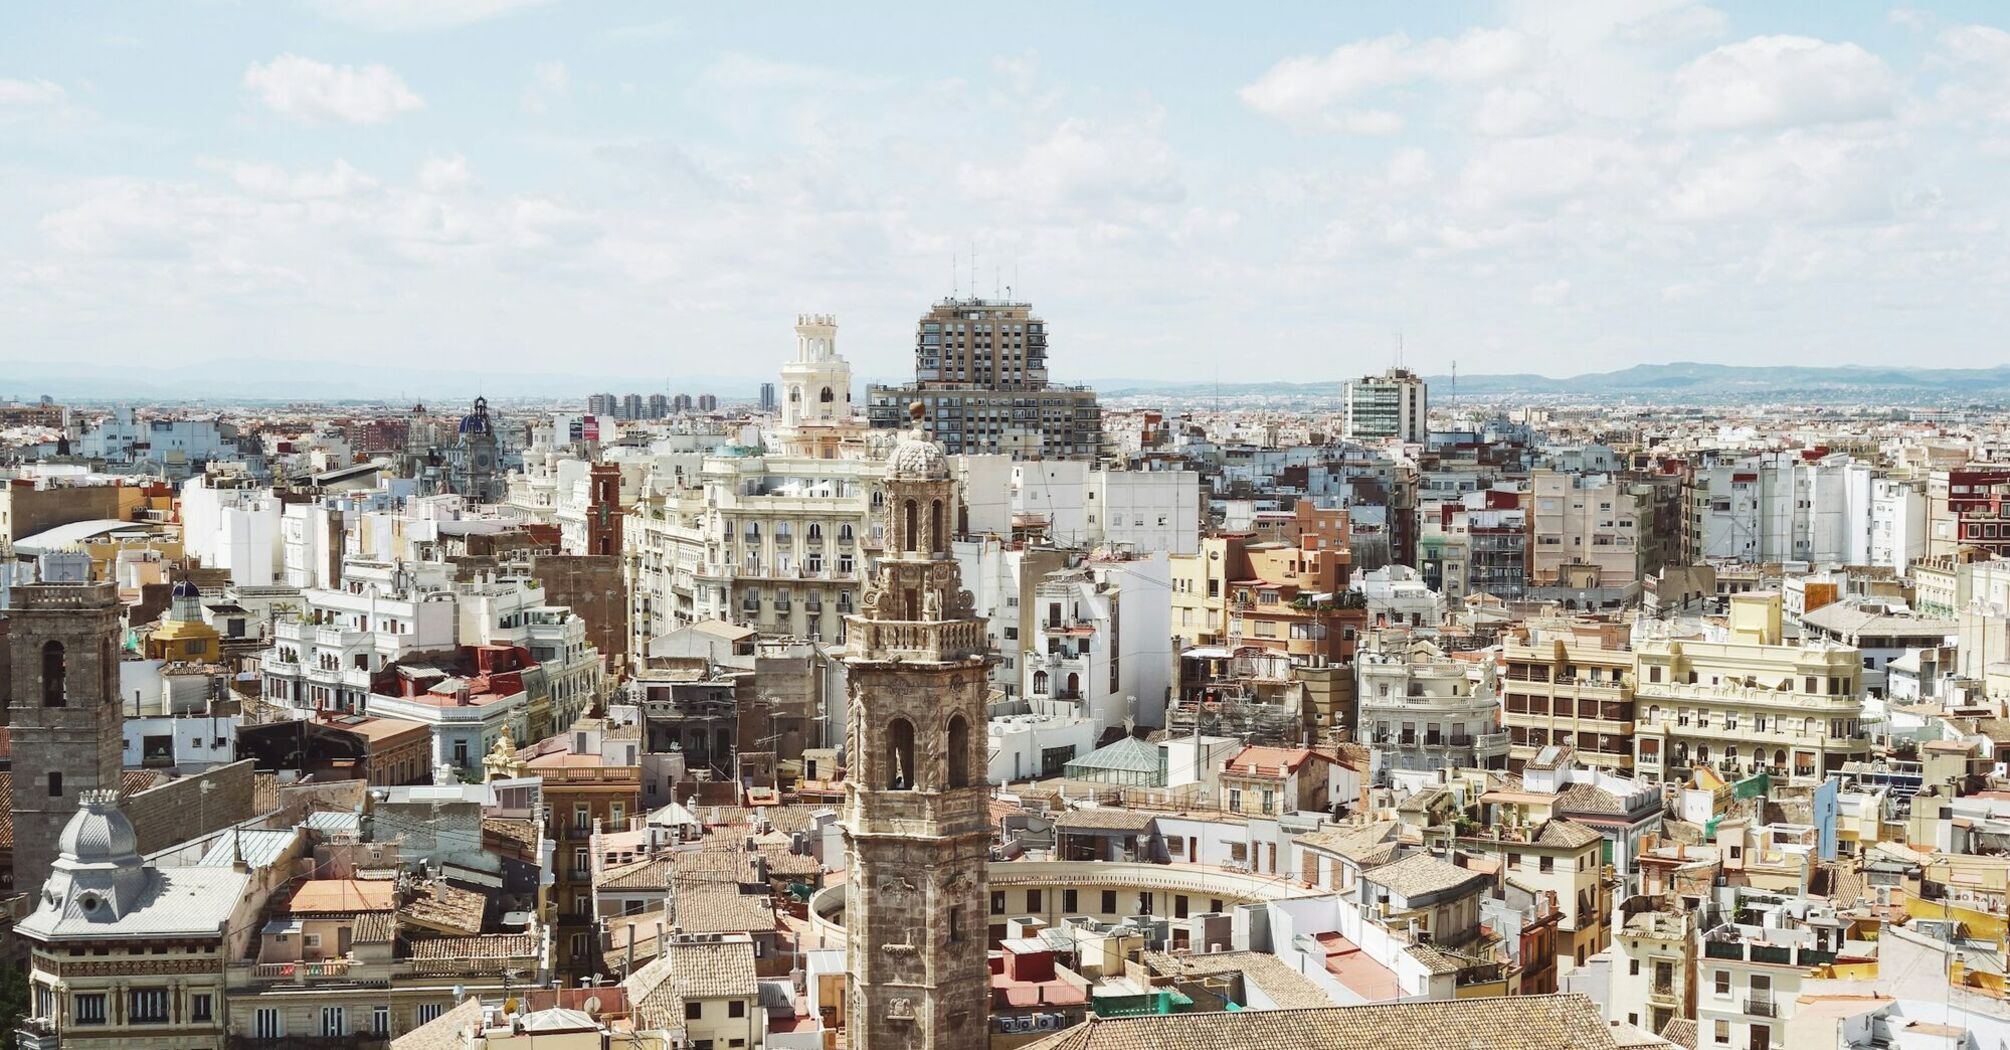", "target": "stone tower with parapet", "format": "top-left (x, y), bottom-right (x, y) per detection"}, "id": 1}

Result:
top-left (841, 403), bottom-right (992, 1049)
top-left (7, 554), bottom-right (124, 894)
